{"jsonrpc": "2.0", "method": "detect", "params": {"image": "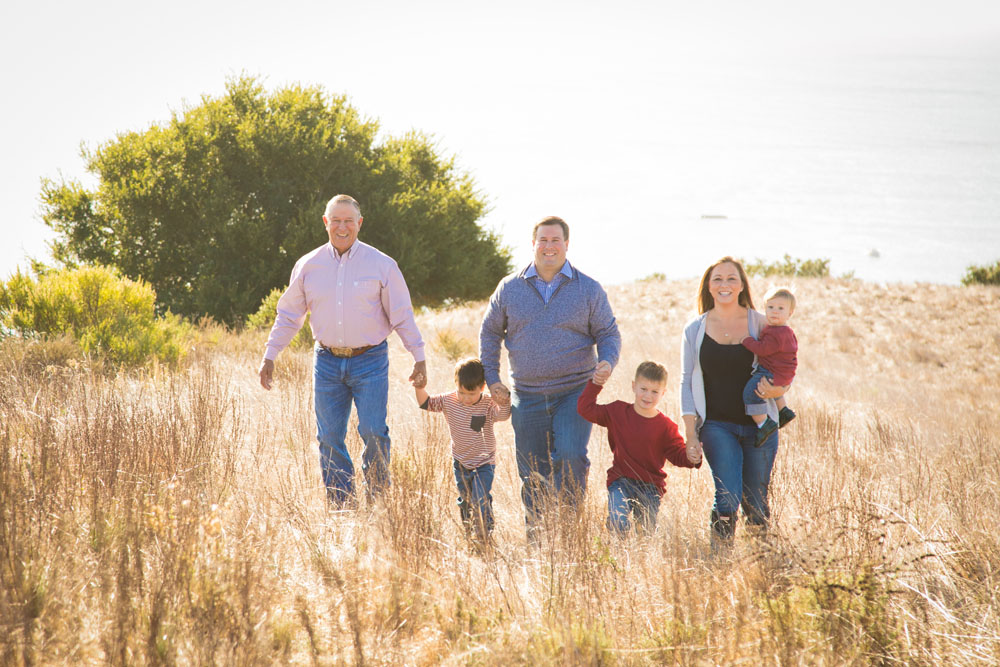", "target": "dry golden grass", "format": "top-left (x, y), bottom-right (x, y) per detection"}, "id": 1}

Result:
top-left (2, 277), bottom-right (1000, 665)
